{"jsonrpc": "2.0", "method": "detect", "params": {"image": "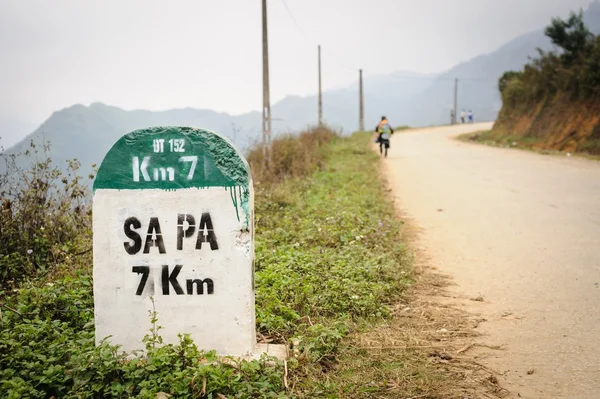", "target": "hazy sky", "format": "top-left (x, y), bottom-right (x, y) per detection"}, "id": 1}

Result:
top-left (0, 0), bottom-right (593, 124)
